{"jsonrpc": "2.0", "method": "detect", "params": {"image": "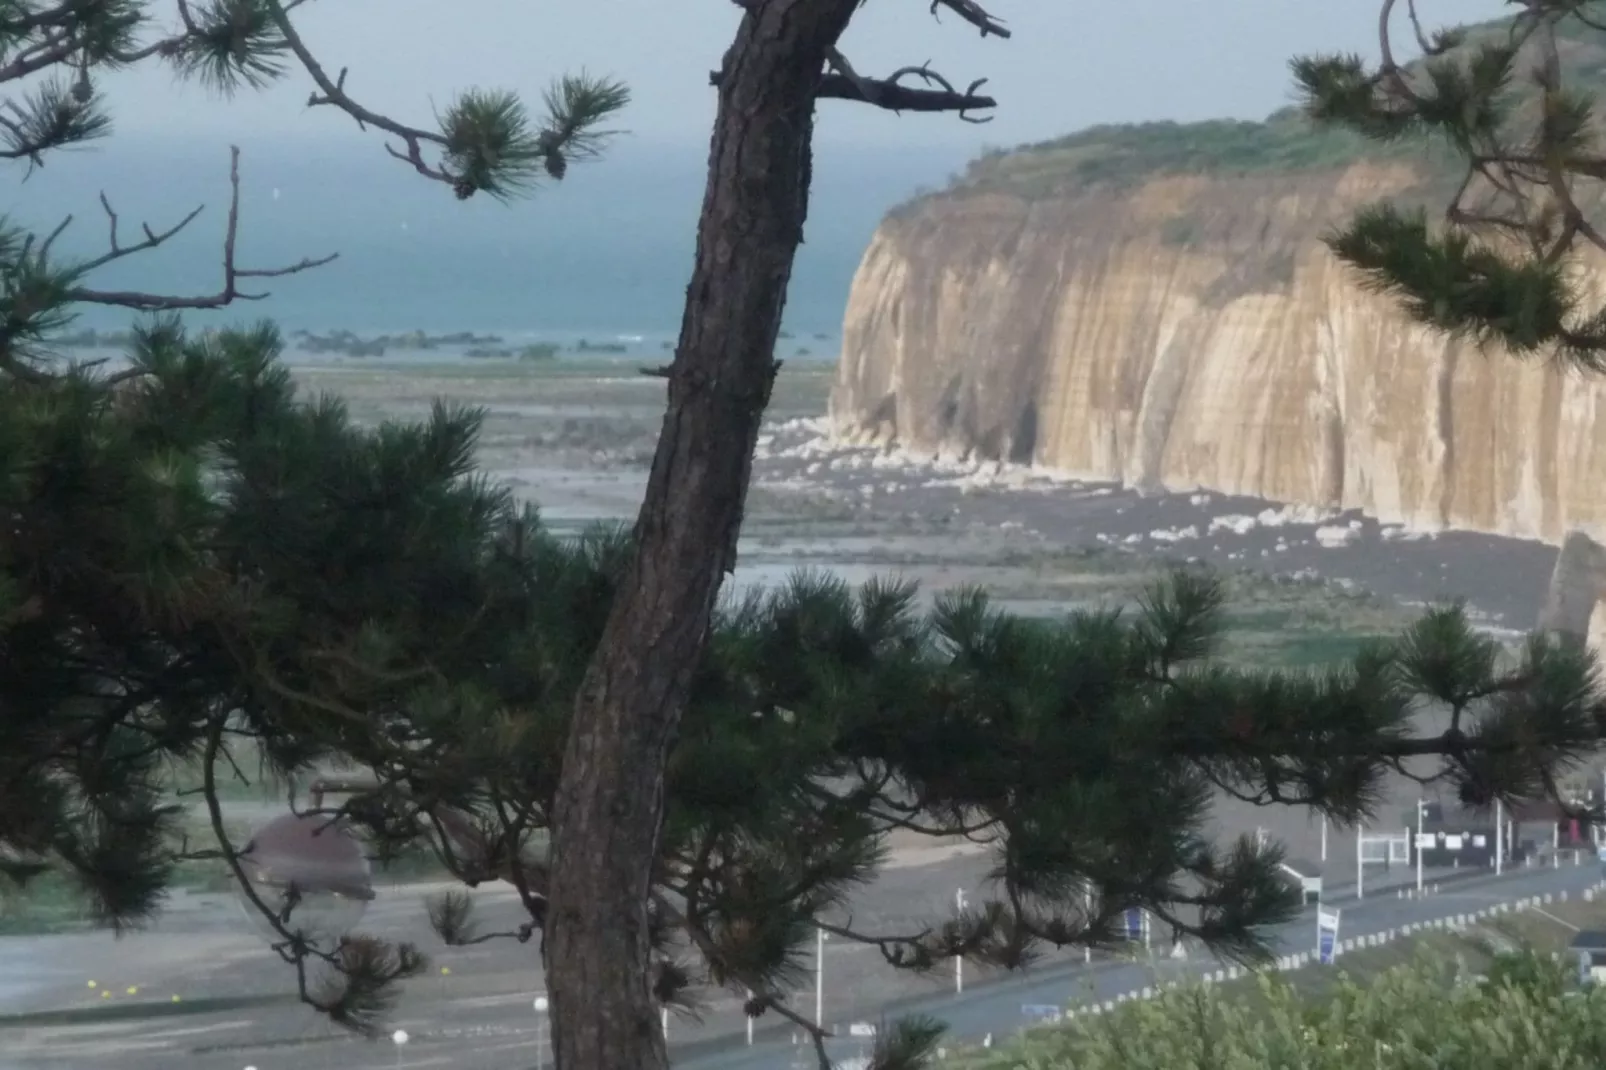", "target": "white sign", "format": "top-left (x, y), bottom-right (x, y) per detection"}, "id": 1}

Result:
top-left (1415, 833), bottom-right (1436, 848)
top-left (1472, 835), bottom-right (1487, 848)
top-left (847, 1023), bottom-right (877, 1038)
top-left (1316, 908), bottom-right (1341, 965)
top-left (1445, 835), bottom-right (1464, 850)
